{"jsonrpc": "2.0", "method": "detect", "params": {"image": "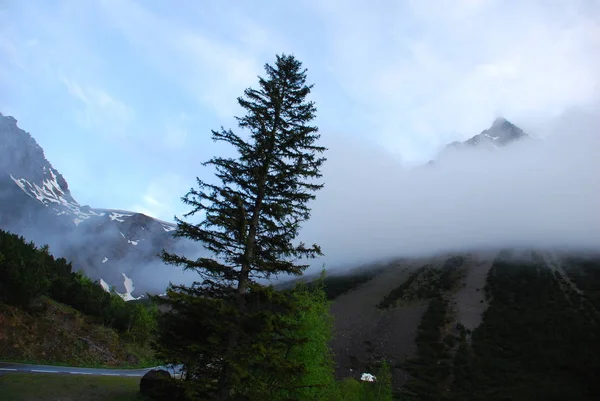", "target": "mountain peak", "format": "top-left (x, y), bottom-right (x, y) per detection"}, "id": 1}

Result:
top-left (0, 113), bottom-right (76, 207)
top-left (0, 112), bottom-right (17, 125)
top-left (491, 117), bottom-right (510, 128)
top-left (479, 117), bottom-right (527, 146)
top-left (425, 118), bottom-right (529, 166)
